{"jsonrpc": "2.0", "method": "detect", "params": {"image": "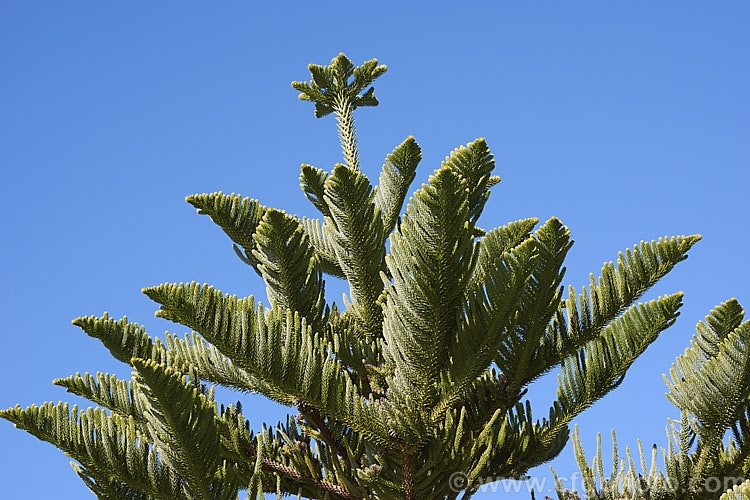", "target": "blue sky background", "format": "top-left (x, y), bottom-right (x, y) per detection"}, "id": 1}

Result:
top-left (1, 2), bottom-right (748, 498)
